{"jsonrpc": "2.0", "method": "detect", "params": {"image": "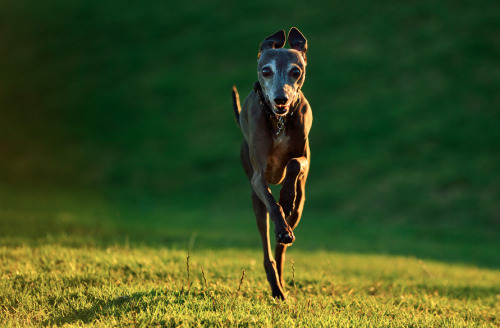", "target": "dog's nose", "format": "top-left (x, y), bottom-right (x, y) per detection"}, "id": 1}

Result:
top-left (274, 97), bottom-right (288, 105)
